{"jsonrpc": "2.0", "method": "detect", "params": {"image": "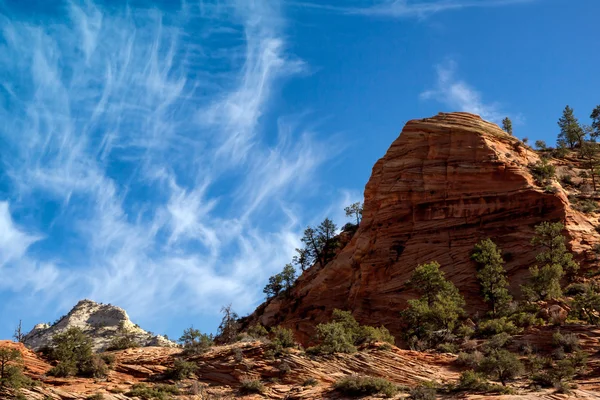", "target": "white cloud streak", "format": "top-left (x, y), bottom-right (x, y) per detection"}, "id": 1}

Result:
top-left (0, 0), bottom-right (334, 333)
top-left (420, 60), bottom-right (504, 123)
top-left (289, 0), bottom-right (535, 18)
